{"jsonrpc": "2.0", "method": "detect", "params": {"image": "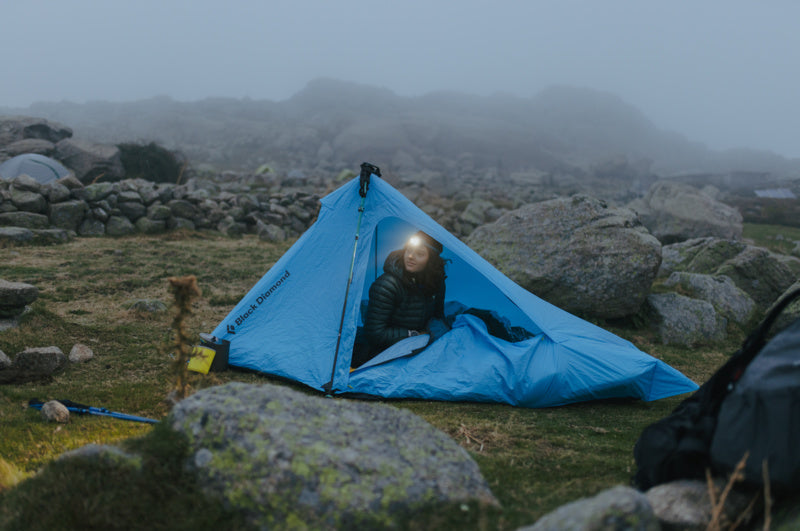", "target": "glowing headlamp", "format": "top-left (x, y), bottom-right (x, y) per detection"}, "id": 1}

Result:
top-left (406, 234), bottom-right (439, 254)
